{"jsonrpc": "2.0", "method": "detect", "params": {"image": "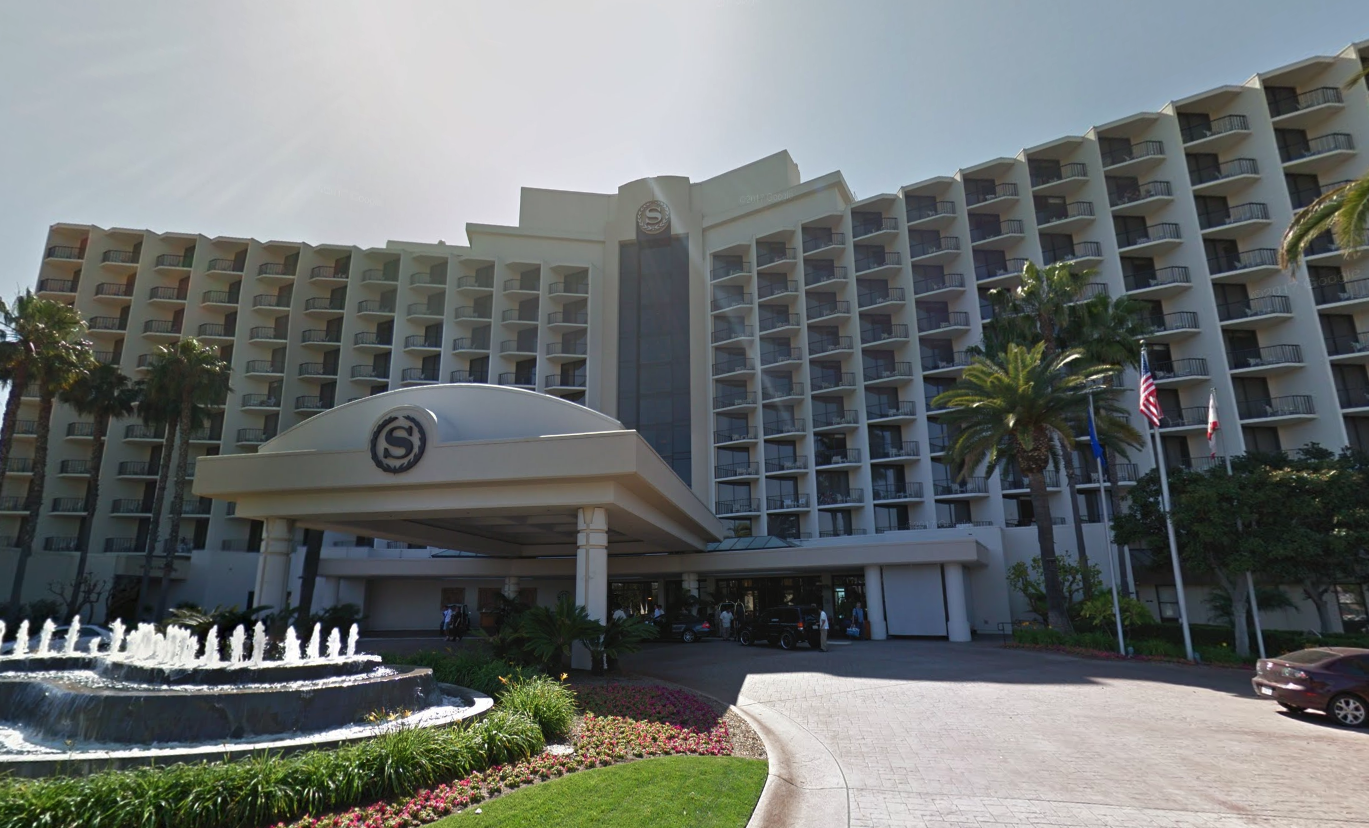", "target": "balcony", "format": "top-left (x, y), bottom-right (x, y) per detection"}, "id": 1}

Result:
top-left (409, 271), bottom-right (448, 291)
top-left (765, 456), bottom-right (808, 475)
top-left (715, 499), bottom-right (761, 517)
top-left (757, 247), bottom-right (798, 270)
top-left (257, 262), bottom-right (296, 281)
top-left (854, 251), bottom-right (901, 274)
top-left (1001, 470), bottom-right (1061, 491)
top-left (873, 483), bottom-right (924, 503)
top-left (44, 537), bottom-right (80, 551)
top-left (766, 494), bottom-right (810, 512)
top-left (1030, 162), bottom-right (1088, 193)
top-left (1116, 222), bottom-right (1182, 255)
top-left (50, 497), bottom-right (85, 515)
top-left (310, 265), bottom-right (349, 283)
top-left (715, 462), bottom-right (760, 480)
top-left (917, 311), bottom-right (971, 335)
top-left (761, 383), bottom-right (805, 402)
top-left (241, 393), bottom-right (281, 410)
top-left (101, 249), bottom-right (139, 267)
top-left (817, 489), bottom-right (864, 508)
top-left (1190, 158), bottom-right (1259, 195)
top-left (813, 410), bottom-right (860, 431)
top-left (200, 289), bottom-right (238, 309)
top-left (1180, 114), bottom-right (1251, 149)
top-left (806, 300), bottom-right (850, 322)
top-left (549, 281), bottom-right (589, 297)
top-left (154, 253), bottom-right (192, 270)
top-left (450, 370), bottom-right (489, 383)
top-left (1140, 311), bottom-right (1200, 341)
top-left (58, 459), bottom-right (90, 476)
top-left (500, 338), bottom-right (538, 356)
top-left (453, 306), bottom-right (491, 322)
top-left (359, 269), bottom-right (399, 287)
top-left (1109, 180), bottom-right (1173, 215)
top-left (300, 329), bottom-right (341, 347)
top-left (857, 287), bottom-right (906, 311)
top-left (401, 368), bottom-right (439, 384)
top-left (933, 477), bottom-right (989, 497)
top-left (141, 319), bottom-right (181, 340)
top-left (966, 183), bottom-right (1019, 210)
top-left (864, 362), bottom-right (915, 385)
top-left (350, 365), bottom-right (388, 382)
top-left (712, 325), bottom-right (753, 345)
top-left (1123, 265), bottom-right (1191, 298)
top-left (1081, 463), bottom-right (1139, 485)
top-left (110, 499), bottom-right (152, 516)
top-left (1282, 133), bottom-right (1355, 173)
top-left (294, 395), bottom-right (333, 413)
top-left (1152, 357), bottom-right (1210, 386)
top-left (802, 232), bottom-right (845, 255)
top-left (546, 374), bottom-right (587, 391)
top-left (758, 280), bottom-right (798, 300)
top-left (712, 358), bottom-right (755, 378)
top-left (545, 340), bottom-right (586, 359)
top-left (37, 278), bottom-right (76, 296)
top-left (1217, 294), bottom-right (1293, 328)
top-left (906, 201), bottom-right (956, 227)
top-left (867, 400), bottom-right (917, 421)
top-left (66, 421), bottom-right (95, 439)
top-left (763, 418), bottom-right (805, 438)
top-left (104, 538), bottom-right (139, 553)
top-left (714, 427), bottom-right (758, 445)
top-left (816, 449), bottom-right (862, 468)
top-left (1199, 202), bottom-right (1272, 238)
top-left (907, 237), bottom-right (960, 263)
top-left (913, 272), bottom-right (965, 298)
top-left (244, 359), bottom-right (285, 377)
top-left (759, 313), bottom-right (801, 334)
top-left (1045, 241), bottom-right (1104, 268)
top-left (503, 279), bottom-right (541, 296)
top-left (248, 326), bottom-right (287, 344)
top-left (298, 362), bottom-right (336, 380)
top-left (810, 373), bottom-right (857, 393)
top-left (497, 373), bottom-right (536, 388)
top-left (1237, 395), bottom-right (1316, 423)
top-left (852, 217), bottom-right (899, 241)
top-left (807, 336), bottom-right (853, 357)
top-left (761, 347), bottom-right (804, 367)
top-left (405, 334), bottom-right (443, 351)
top-left (860, 324), bottom-right (910, 346)
top-left (970, 219), bottom-right (1026, 249)
top-left (871, 440), bottom-right (920, 461)
top-left (355, 299), bottom-right (395, 319)
top-left (804, 266), bottom-right (847, 289)
top-left (4, 458), bottom-right (33, 475)
top-left (1207, 248), bottom-right (1280, 282)
top-left (205, 258), bottom-right (245, 276)
top-left (713, 392), bottom-right (757, 411)
top-left (45, 245), bottom-right (85, 261)
top-left (922, 351), bottom-right (972, 375)
top-left (1035, 201), bottom-right (1095, 232)
top-left (974, 257), bottom-right (1029, 285)
top-left (304, 297), bottom-right (346, 316)
top-left (197, 323), bottom-right (232, 340)
top-left (406, 302), bottom-right (444, 320)
top-left (1101, 140), bottom-right (1164, 172)
top-left (1270, 87), bottom-right (1344, 128)
top-left (452, 272), bottom-right (491, 291)
top-left (236, 428), bottom-right (276, 445)
top-left (711, 260), bottom-right (751, 283)
top-left (1228, 344), bottom-right (1303, 374)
